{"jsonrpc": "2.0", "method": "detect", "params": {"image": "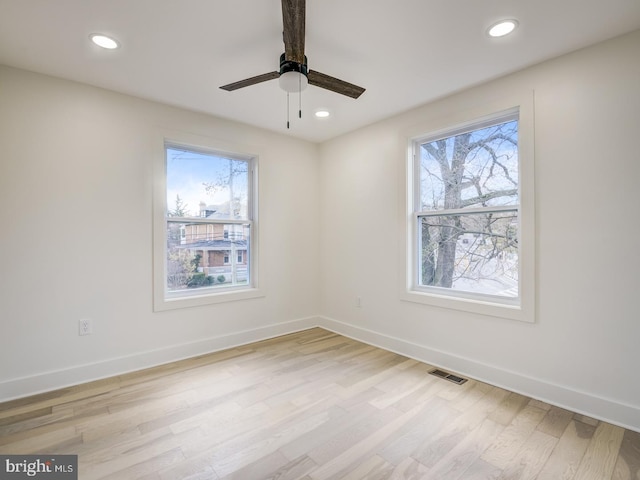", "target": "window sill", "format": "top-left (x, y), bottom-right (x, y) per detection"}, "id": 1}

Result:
top-left (154, 286), bottom-right (264, 312)
top-left (400, 288), bottom-right (533, 323)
